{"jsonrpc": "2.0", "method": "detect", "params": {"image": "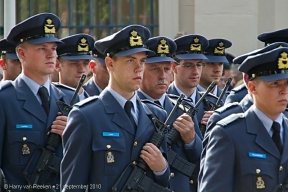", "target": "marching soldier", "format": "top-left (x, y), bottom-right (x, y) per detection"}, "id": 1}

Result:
top-left (82, 48), bottom-right (109, 96)
top-left (61, 25), bottom-right (170, 192)
top-left (0, 13), bottom-right (67, 191)
top-left (167, 34), bottom-right (221, 134)
top-left (198, 38), bottom-right (232, 103)
top-left (226, 28), bottom-right (288, 104)
top-left (137, 36), bottom-right (202, 192)
top-left (0, 39), bottom-right (21, 81)
top-left (55, 34), bottom-right (94, 101)
top-left (199, 47), bottom-right (288, 191)
top-left (199, 42), bottom-right (288, 184)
